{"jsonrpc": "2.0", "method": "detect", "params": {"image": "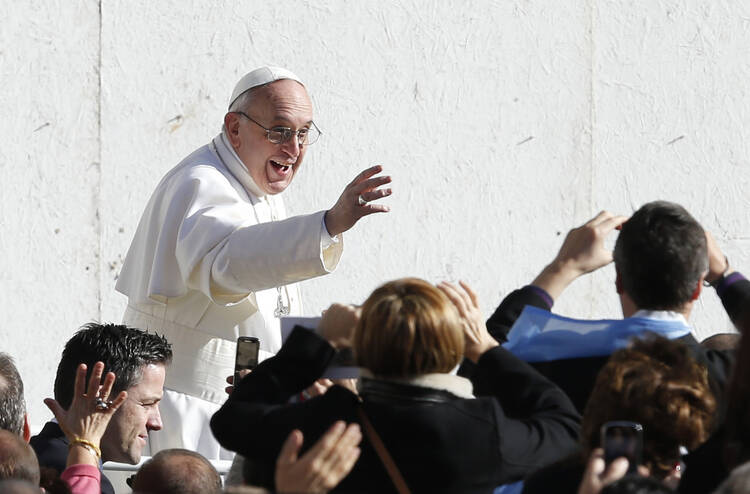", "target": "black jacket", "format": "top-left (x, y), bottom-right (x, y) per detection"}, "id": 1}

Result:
top-left (30, 421), bottom-right (115, 494)
top-left (211, 327), bottom-right (581, 493)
